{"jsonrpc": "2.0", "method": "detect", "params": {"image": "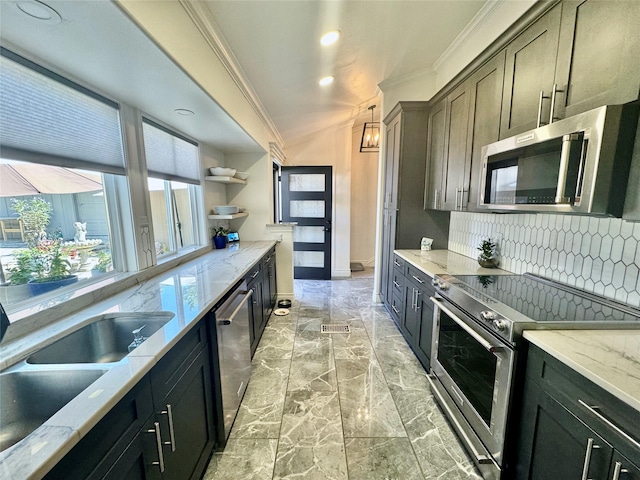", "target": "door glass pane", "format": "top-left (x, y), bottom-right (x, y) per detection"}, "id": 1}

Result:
top-left (293, 226), bottom-right (325, 243)
top-left (294, 251), bottom-right (324, 268)
top-left (290, 200), bottom-right (324, 218)
top-left (289, 174), bottom-right (325, 192)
